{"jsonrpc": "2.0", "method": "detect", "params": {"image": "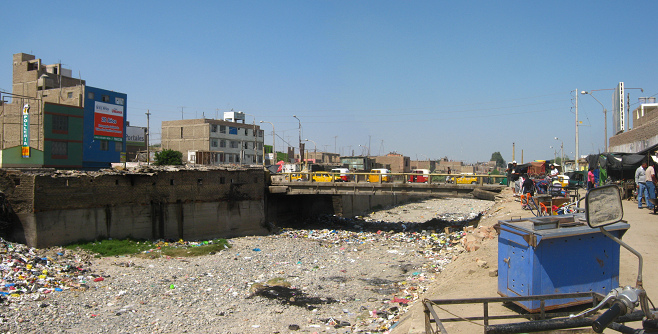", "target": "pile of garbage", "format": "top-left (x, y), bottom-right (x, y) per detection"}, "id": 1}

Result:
top-left (0, 239), bottom-right (95, 300)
